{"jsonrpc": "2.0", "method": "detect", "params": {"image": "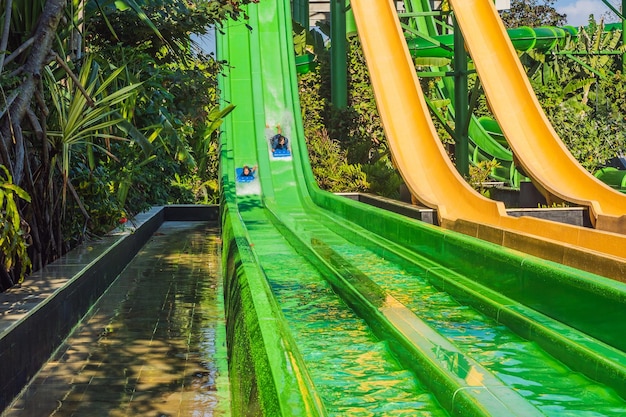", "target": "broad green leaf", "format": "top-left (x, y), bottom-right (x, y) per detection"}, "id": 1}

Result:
top-left (1, 184), bottom-right (31, 202)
